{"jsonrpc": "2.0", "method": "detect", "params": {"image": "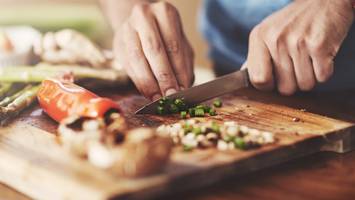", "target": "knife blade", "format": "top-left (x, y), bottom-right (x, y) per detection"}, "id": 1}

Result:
top-left (135, 69), bottom-right (249, 114)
